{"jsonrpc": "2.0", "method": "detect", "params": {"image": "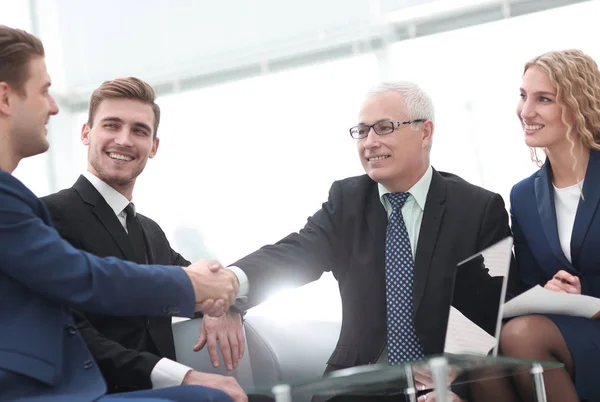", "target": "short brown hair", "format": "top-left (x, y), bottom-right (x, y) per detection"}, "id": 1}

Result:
top-left (0, 25), bottom-right (45, 95)
top-left (88, 77), bottom-right (161, 138)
